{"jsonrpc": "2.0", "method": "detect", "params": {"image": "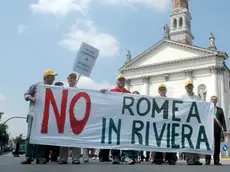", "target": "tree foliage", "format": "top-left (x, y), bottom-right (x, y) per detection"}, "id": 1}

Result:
top-left (0, 112), bottom-right (3, 121)
top-left (0, 113), bottom-right (9, 145)
top-left (0, 124), bottom-right (8, 133)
